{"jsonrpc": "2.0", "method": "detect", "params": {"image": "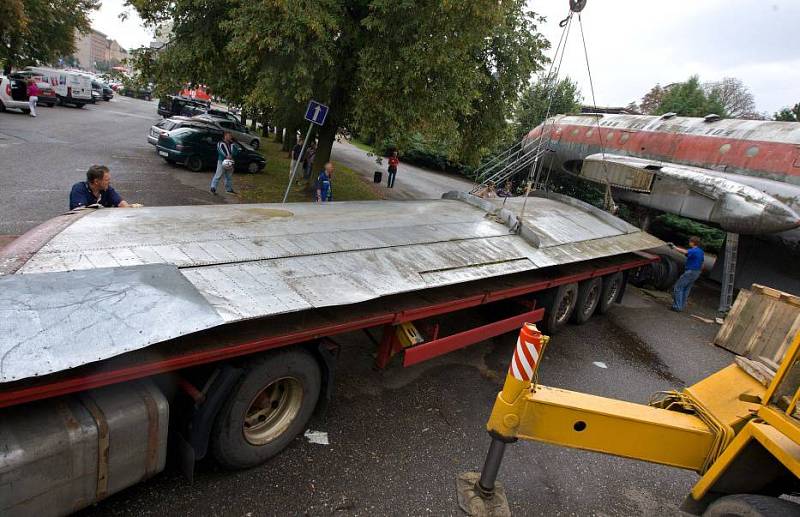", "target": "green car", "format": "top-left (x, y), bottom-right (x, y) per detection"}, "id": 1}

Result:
top-left (156, 127), bottom-right (266, 173)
